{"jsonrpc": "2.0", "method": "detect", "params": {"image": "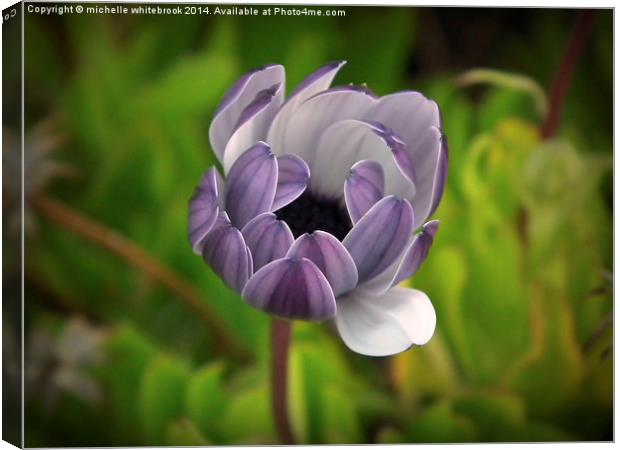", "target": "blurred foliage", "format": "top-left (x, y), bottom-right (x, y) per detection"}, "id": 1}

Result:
top-left (15, 6), bottom-right (612, 446)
